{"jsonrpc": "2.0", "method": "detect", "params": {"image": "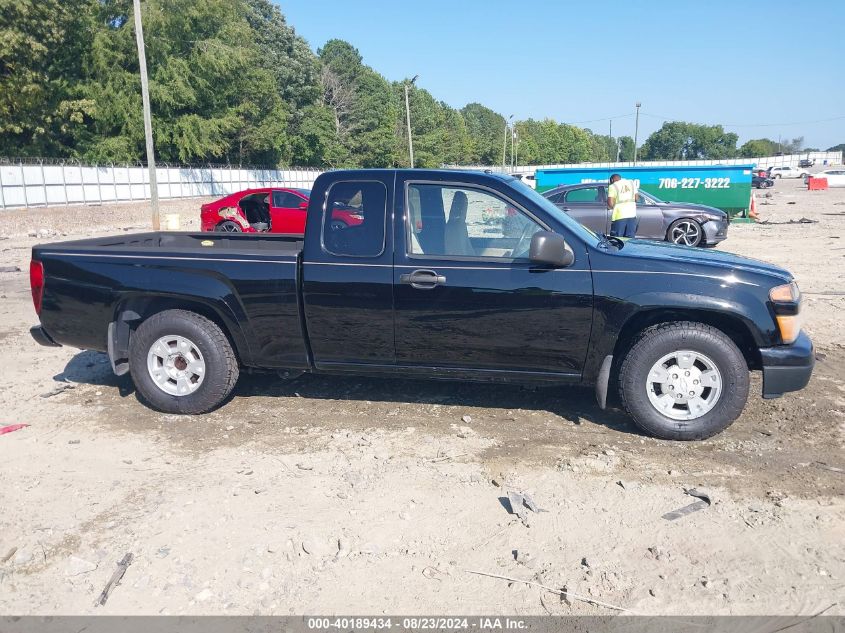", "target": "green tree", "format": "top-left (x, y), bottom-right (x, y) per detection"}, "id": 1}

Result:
top-left (739, 138), bottom-right (779, 157)
top-left (640, 122), bottom-right (738, 160)
top-left (618, 136), bottom-right (635, 162)
top-left (318, 39), bottom-right (399, 167)
top-left (461, 103), bottom-right (506, 164)
top-left (0, 0), bottom-right (98, 157)
top-left (827, 143), bottom-right (845, 153)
